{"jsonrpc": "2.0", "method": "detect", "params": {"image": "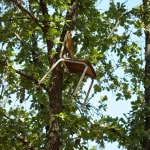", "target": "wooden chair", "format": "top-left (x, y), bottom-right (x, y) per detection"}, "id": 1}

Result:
top-left (39, 31), bottom-right (96, 105)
